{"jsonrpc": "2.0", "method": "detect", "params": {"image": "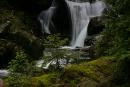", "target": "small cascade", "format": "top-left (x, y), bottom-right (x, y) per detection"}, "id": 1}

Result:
top-left (0, 70), bottom-right (9, 77)
top-left (38, 1), bottom-right (56, 34)
top-left (65, 0), bottom-right (106, 48)
top-left (74, 20), bottom-right (90, 47)
top-left (38, 0), bottom-right (105, 48)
